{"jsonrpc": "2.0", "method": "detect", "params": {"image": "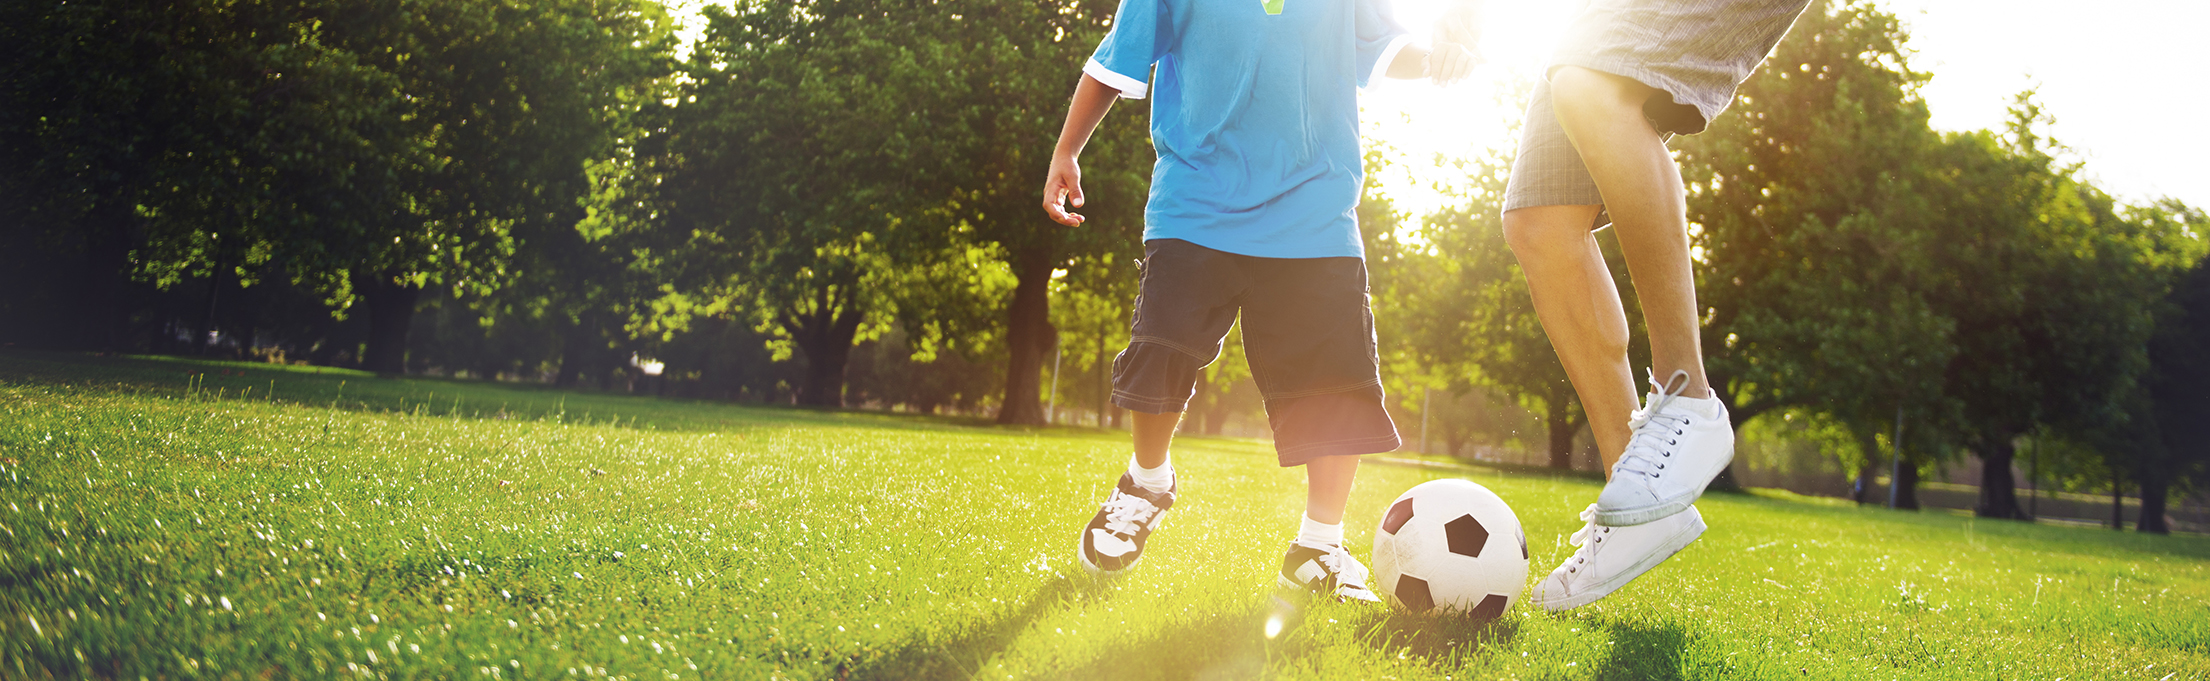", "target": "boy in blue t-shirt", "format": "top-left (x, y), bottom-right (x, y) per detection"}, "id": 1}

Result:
top-left (1042, 0), bottom-right (1476, 600)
